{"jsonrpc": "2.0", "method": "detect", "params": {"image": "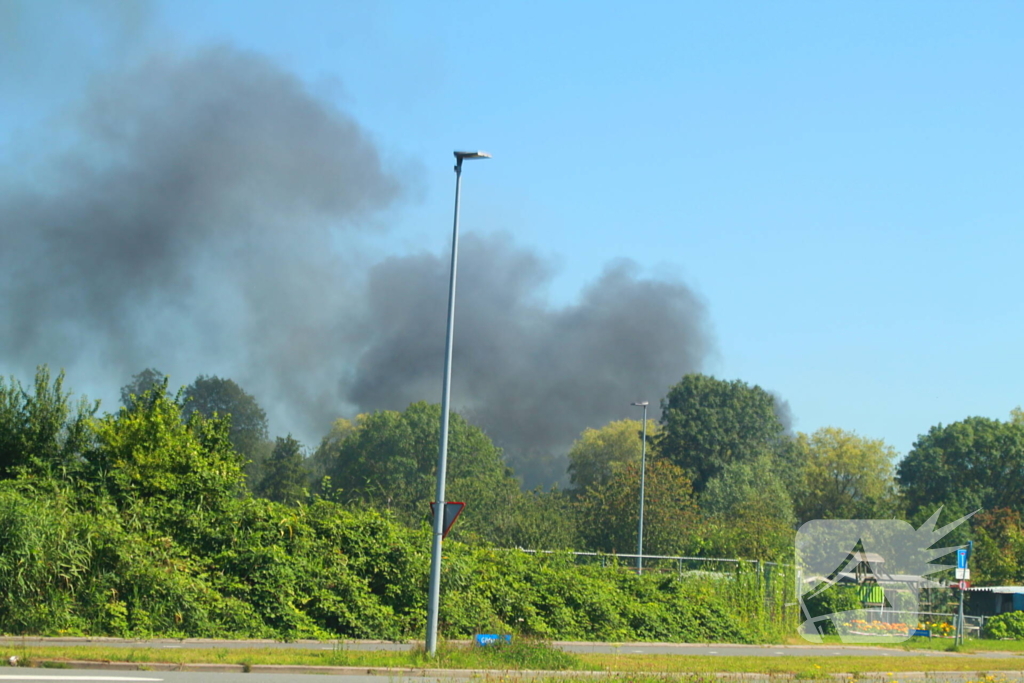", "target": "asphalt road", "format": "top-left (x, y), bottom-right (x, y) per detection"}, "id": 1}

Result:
top-left (1, 637), bottom-right (1021, 658)
top-left (0, 671), bottom-right (460, 683)
top-left (0, 671), bottom-right (450, 683)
